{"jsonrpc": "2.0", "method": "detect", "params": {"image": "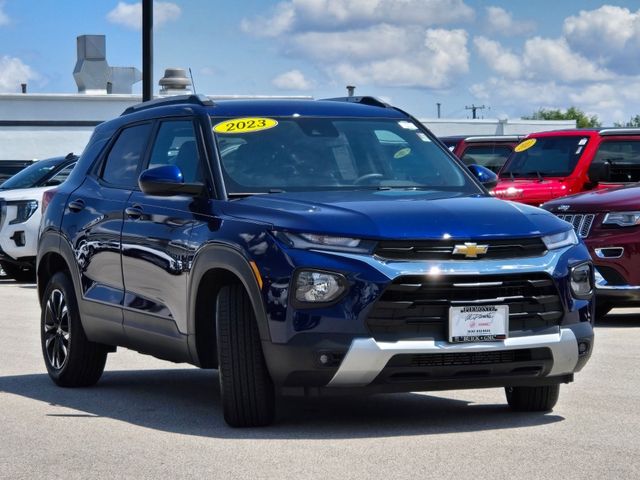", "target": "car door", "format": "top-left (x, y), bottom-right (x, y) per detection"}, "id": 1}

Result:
top-left (120, 118), bottom-right (209, 359)
top-left (62, 122), bottom-right (152, 343)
